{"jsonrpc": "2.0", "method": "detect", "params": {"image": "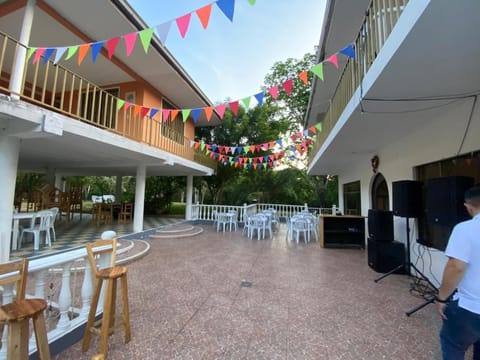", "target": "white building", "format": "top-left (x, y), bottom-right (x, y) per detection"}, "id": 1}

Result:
top-left (305, 0), bottom-right (480, 284)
